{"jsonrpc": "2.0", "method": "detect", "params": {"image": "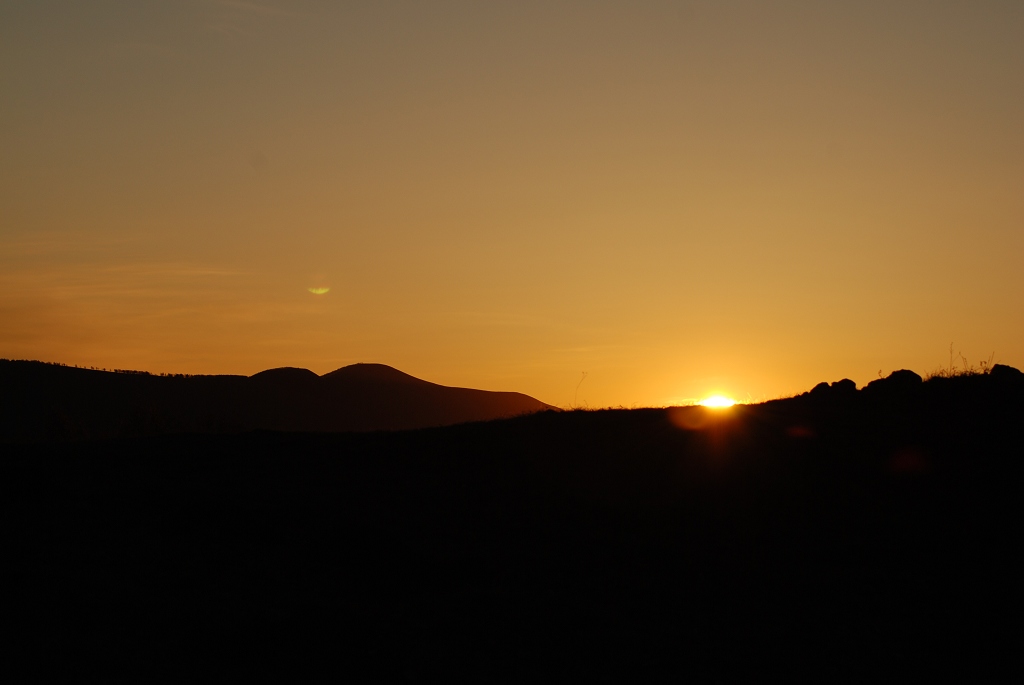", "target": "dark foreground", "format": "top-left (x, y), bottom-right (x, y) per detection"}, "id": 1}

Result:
top-left (15, 369), bottom-right (1024, 680)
